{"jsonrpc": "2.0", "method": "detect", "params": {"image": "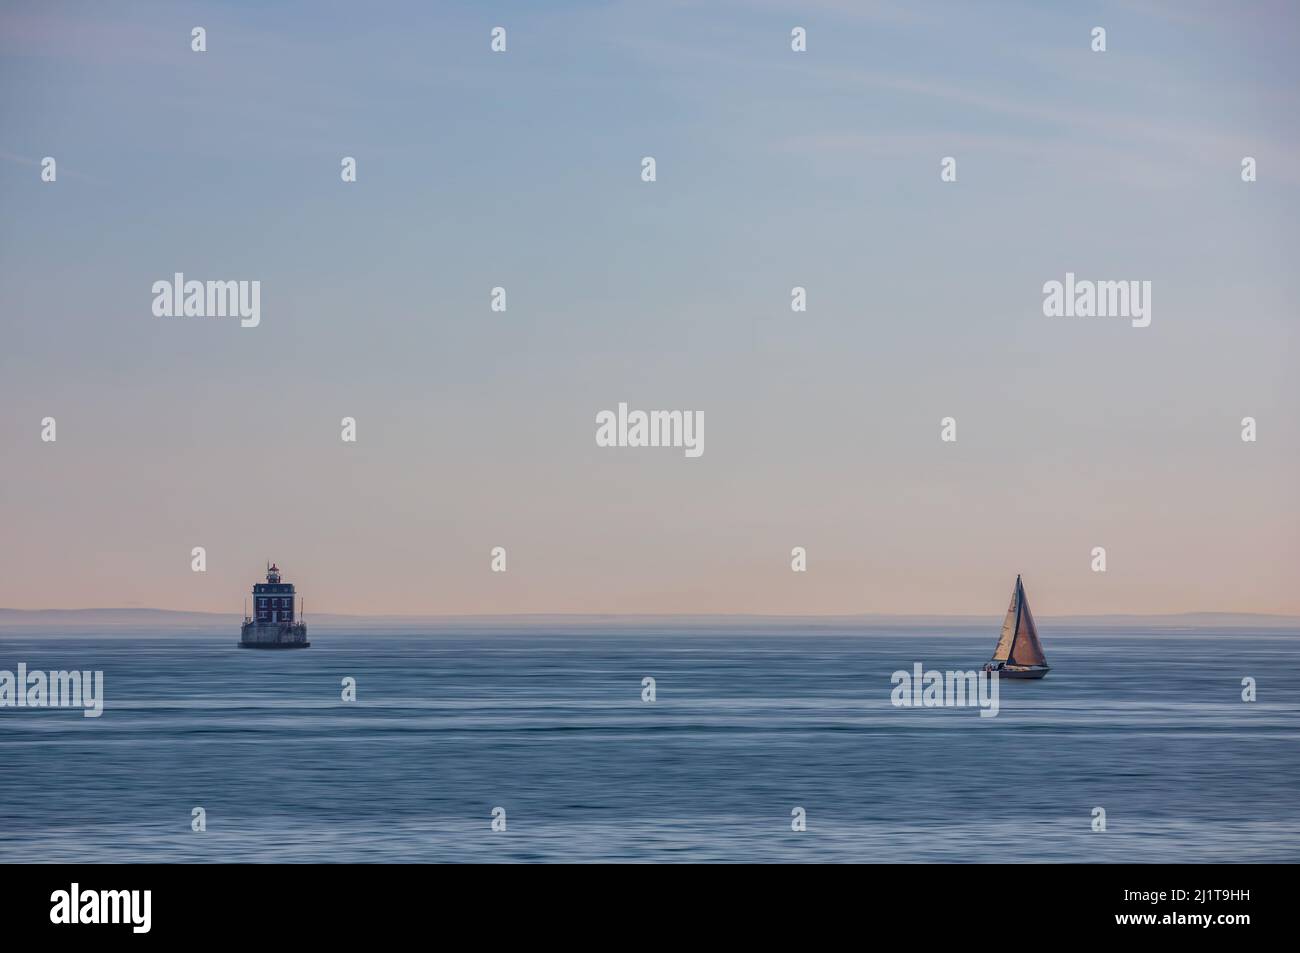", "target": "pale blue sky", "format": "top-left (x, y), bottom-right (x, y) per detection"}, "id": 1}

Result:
top-left (1, 1), bottom-right (1297, 615)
